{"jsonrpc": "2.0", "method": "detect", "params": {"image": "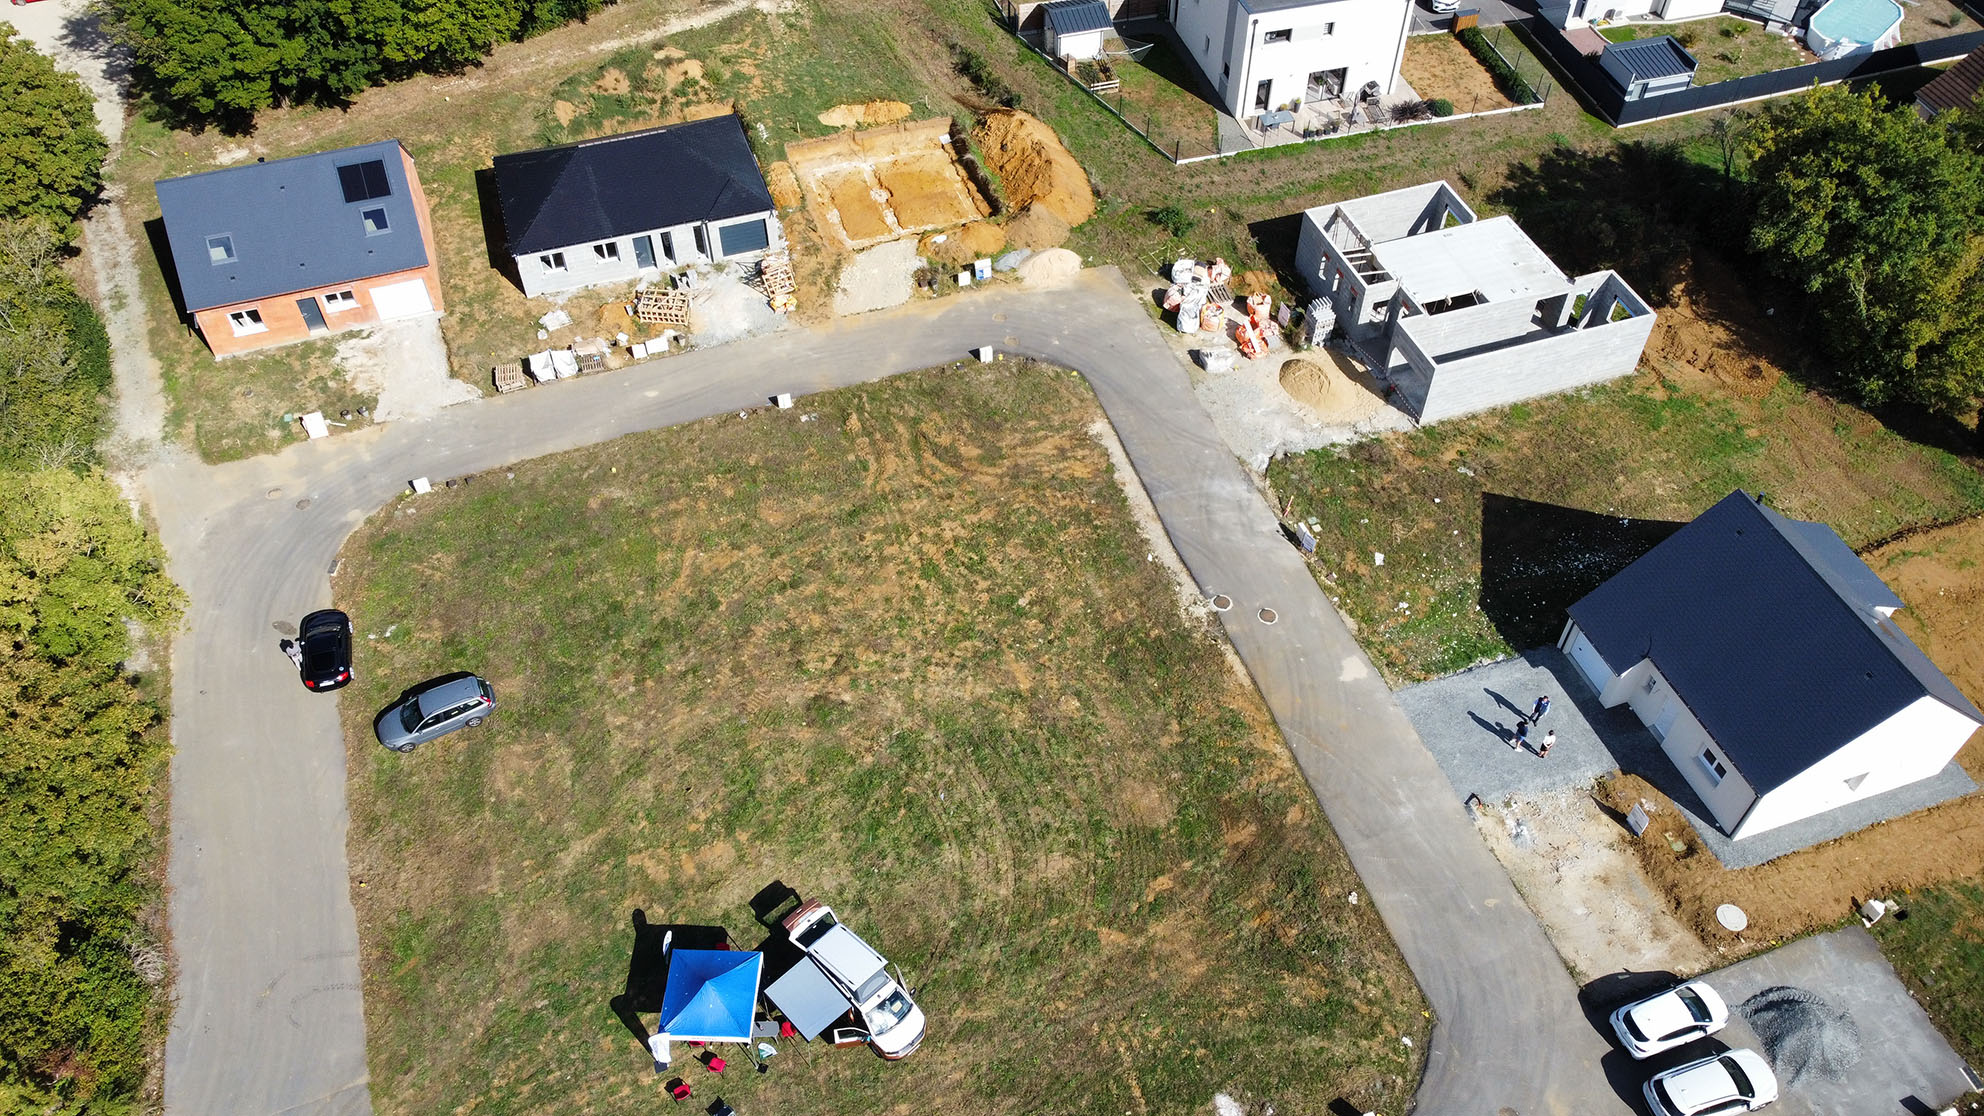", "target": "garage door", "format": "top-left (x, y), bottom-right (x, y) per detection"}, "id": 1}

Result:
top-left (1566, 629), bottom-right (1613, 694)
top-left (717, 218), bottom-right (770, 257)
top-left (370, 278), bottom-right (434, 320)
